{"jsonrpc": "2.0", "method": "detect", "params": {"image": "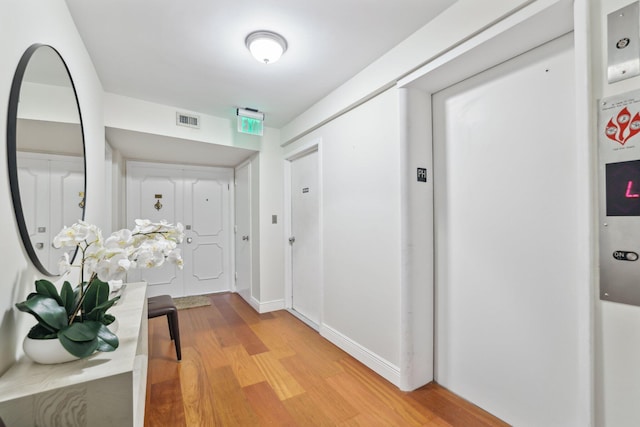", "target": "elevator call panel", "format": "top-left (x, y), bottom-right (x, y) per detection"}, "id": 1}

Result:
top-left (599, 90), bottom-right (640, 306)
